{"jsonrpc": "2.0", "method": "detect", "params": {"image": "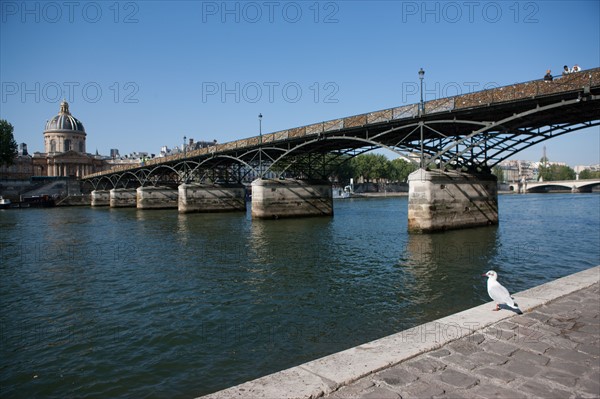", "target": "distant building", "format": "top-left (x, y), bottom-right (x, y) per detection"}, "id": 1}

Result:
top-left (32, 100), bottom-right (108, 177)
top-left (1, 101), bottom-right (109, 179)
top-left (0, 144), bottom-right (34, 179)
